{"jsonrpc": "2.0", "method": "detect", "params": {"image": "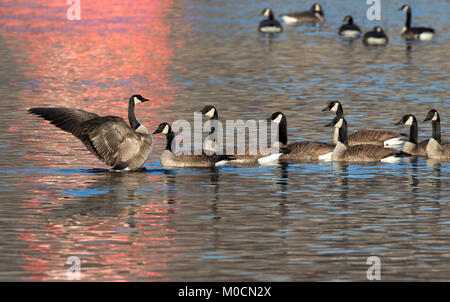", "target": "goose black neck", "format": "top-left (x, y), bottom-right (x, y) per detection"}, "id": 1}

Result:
top-left (347, 18), bottom-right (353, 25)
top-left (335, 105), bottom-right (344, 119)
top-left (409, 120), bottom-right (419, 144)
top-left (338, 121), bottom-right (349, 146)
top-left (128, 98), bottom-right (140, 130)
top-left (209, 111), bottom-right (218, 137)
top-left (432, 119), bottom-right (441, 143)
top-left (278, 118), bottom-right (288, 145)
top-left (405, 11), bottom-right (411, 28)
top-left (165, 131), bottom-right (175, 151)
top-left (268, 11), bottom-right (274, 20)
